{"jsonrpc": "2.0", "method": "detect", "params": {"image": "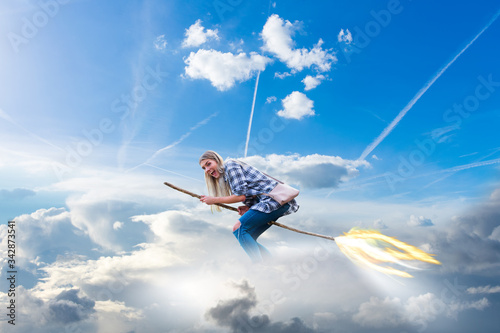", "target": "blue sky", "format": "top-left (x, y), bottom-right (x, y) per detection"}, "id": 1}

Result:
top-left (1, 0), bottom-right (500, 332)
